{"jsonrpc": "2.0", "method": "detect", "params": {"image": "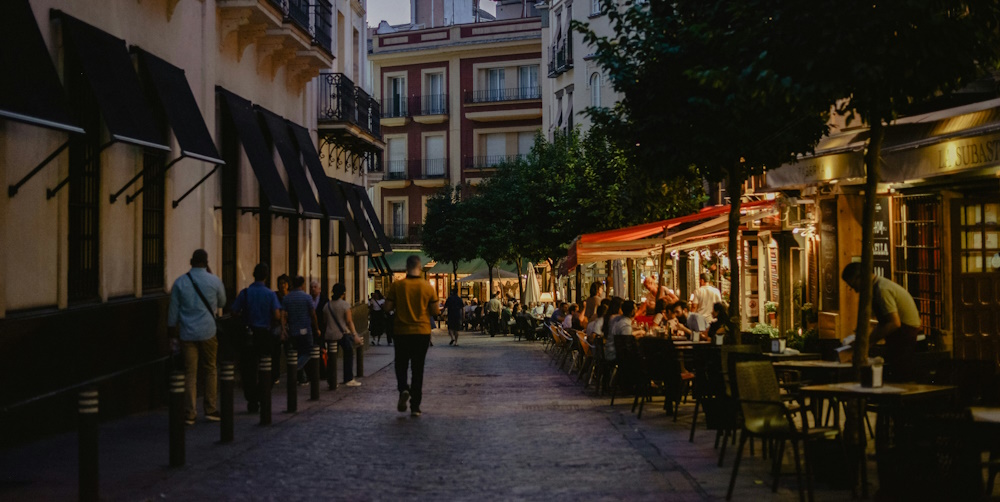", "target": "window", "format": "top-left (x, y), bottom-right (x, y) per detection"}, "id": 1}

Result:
top-left (424, 135), bottom-right (445, 177)
top-left (893, 195), bottom-right (943, 334)
top-left (958, 200), bottom-right (1000, 273)
top-left (142, 150), bottom-right (166, 291)
top-left (485, 133), bottom-right (506, 165)
top-left (67, 55), bottom-right (101, 304)
top-left (590, 72), bottom-right (602, 108)
top-left (487, 68), bottom-right (505, 101)
top-left (387, 76), bottom-right (406, 117)
top-left (386, 137), bottom-right (406, 179)
top-left (567, 90), bottom-right (574, 130)
top-left (518, 65), bottom-right (539, 99)
top-left (517, 131), bottom-right (534, 157)
top-left (390, 201), bottom-right (406, 239)
top-left (425, 73), bottom-right (445, 114)
top-left (591, 0), bottom-right (601, 15)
